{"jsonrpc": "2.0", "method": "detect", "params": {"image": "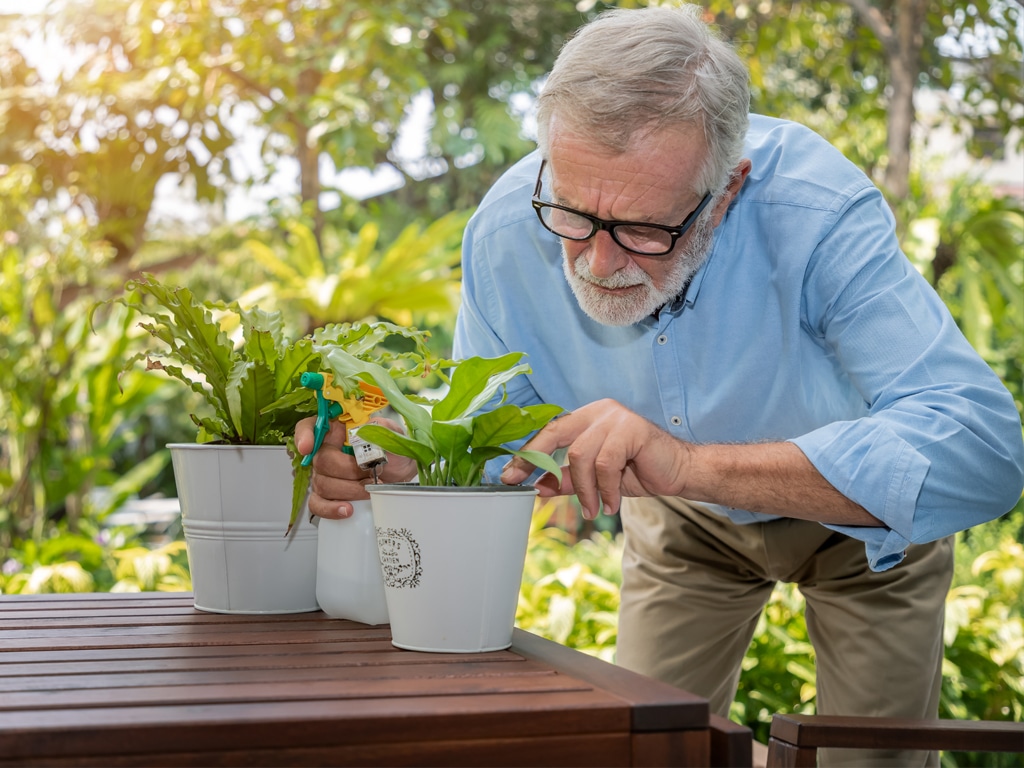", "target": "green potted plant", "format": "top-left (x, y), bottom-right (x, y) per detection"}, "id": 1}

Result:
top-left (316, 345), bottom-right (564, 652)
top-left (114, 274), bottom-right (434, 615)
